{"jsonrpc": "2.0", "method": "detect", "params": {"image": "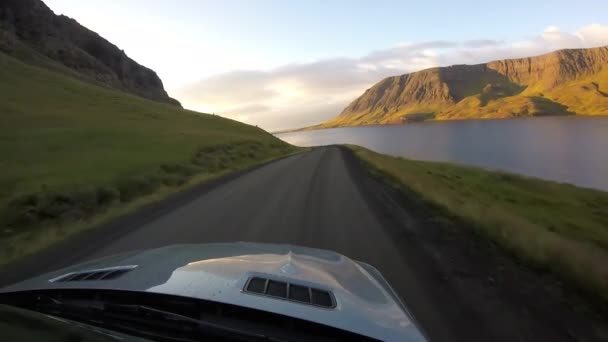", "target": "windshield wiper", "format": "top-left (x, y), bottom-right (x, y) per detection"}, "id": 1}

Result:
top-left (35, 297), bottom-right (277, 342)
